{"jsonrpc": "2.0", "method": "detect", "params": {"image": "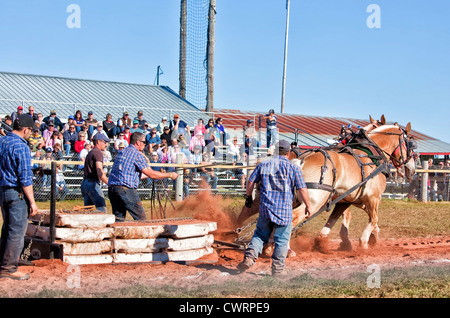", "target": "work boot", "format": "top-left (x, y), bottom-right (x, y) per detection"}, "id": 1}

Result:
top-left (0, 271), bottom-right (30, 280)
top-left (272, 270), bottom-right (288, 279)
top-left (237, 257), bottom-right (255, 273)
